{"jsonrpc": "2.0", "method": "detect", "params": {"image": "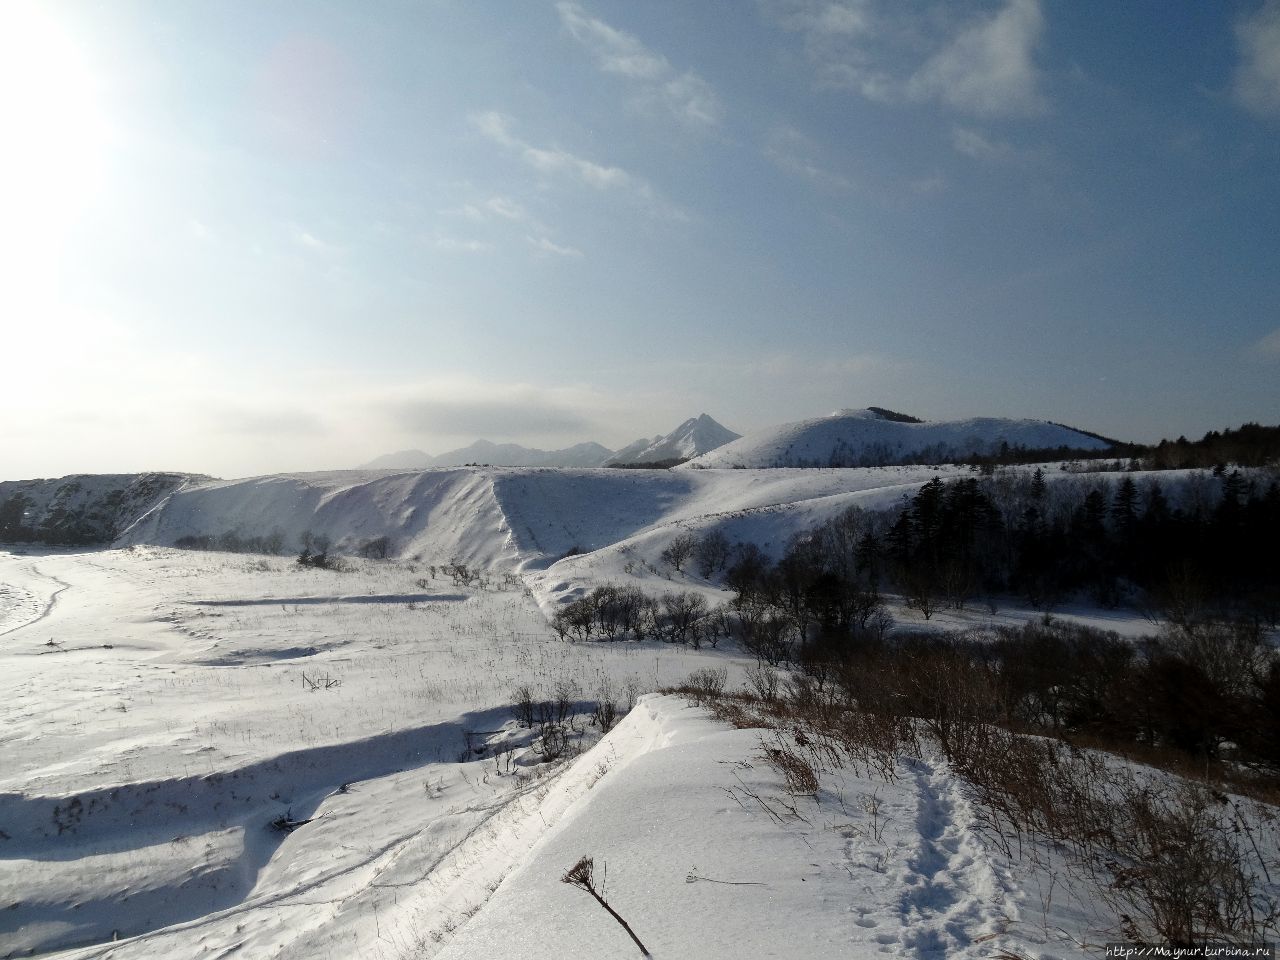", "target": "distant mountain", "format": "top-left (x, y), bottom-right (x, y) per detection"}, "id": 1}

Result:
top-left (683, 408), bottom-right (1113, 469)
top-left (361, 439), bottom-right (614, 470)
top-left (609, 435), bottom-right (662, 465)
top-left (361, 415), bottom-right (739, 470)
top-left (607, 414), bottom-right (741, 465)
top-left (362, 449), bottom-right (435, 469)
